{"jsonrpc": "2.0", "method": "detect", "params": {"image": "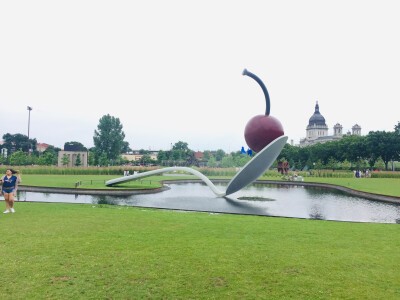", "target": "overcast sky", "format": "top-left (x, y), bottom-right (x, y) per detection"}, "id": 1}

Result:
top-left (1, 1), bottom-right (399, 152)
